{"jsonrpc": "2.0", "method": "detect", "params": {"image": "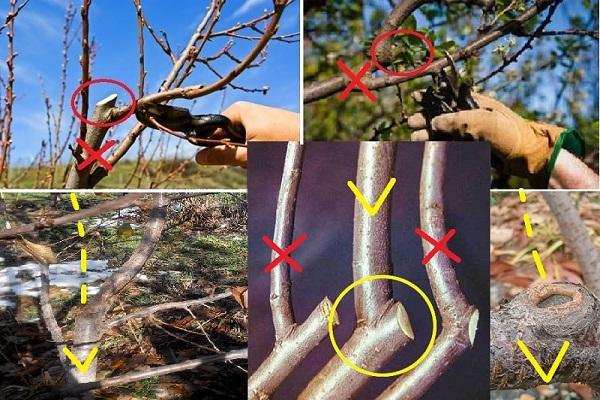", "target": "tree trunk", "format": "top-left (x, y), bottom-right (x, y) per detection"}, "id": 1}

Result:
top-left (69, 194), bottom-right (168, 383)
top-left (65, 94), bottom-right (119, 189)
top-left (542, 192), bottom-right (600, 296)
